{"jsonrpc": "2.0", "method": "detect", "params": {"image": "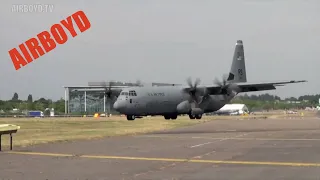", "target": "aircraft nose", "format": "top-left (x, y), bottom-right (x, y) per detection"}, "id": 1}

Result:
top-left (113, 101), bottom-right (119, 110)
top-left (113, 101), bottom-right (125, 111)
